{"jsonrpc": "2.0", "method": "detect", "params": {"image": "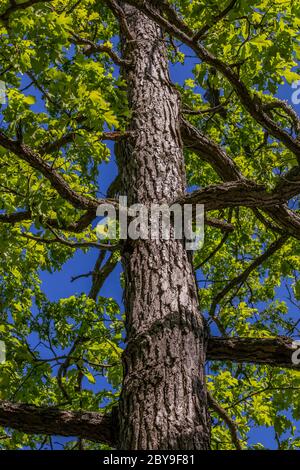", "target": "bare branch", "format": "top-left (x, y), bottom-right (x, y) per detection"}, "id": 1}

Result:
top-left (175, 179), bottom-right (300, 211)
top-left (207, 336), bottom-right (300, 370)
top-left (0, 400), bottom-right (114, 445)
top-left (89, 251), bottom-right (119, 300)
top-left (205, 216), bottom-right (234, 233)
top-left (180, 118), bottom-right (243, 181)
top-left (207, 391), bottom-right (242, 450)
